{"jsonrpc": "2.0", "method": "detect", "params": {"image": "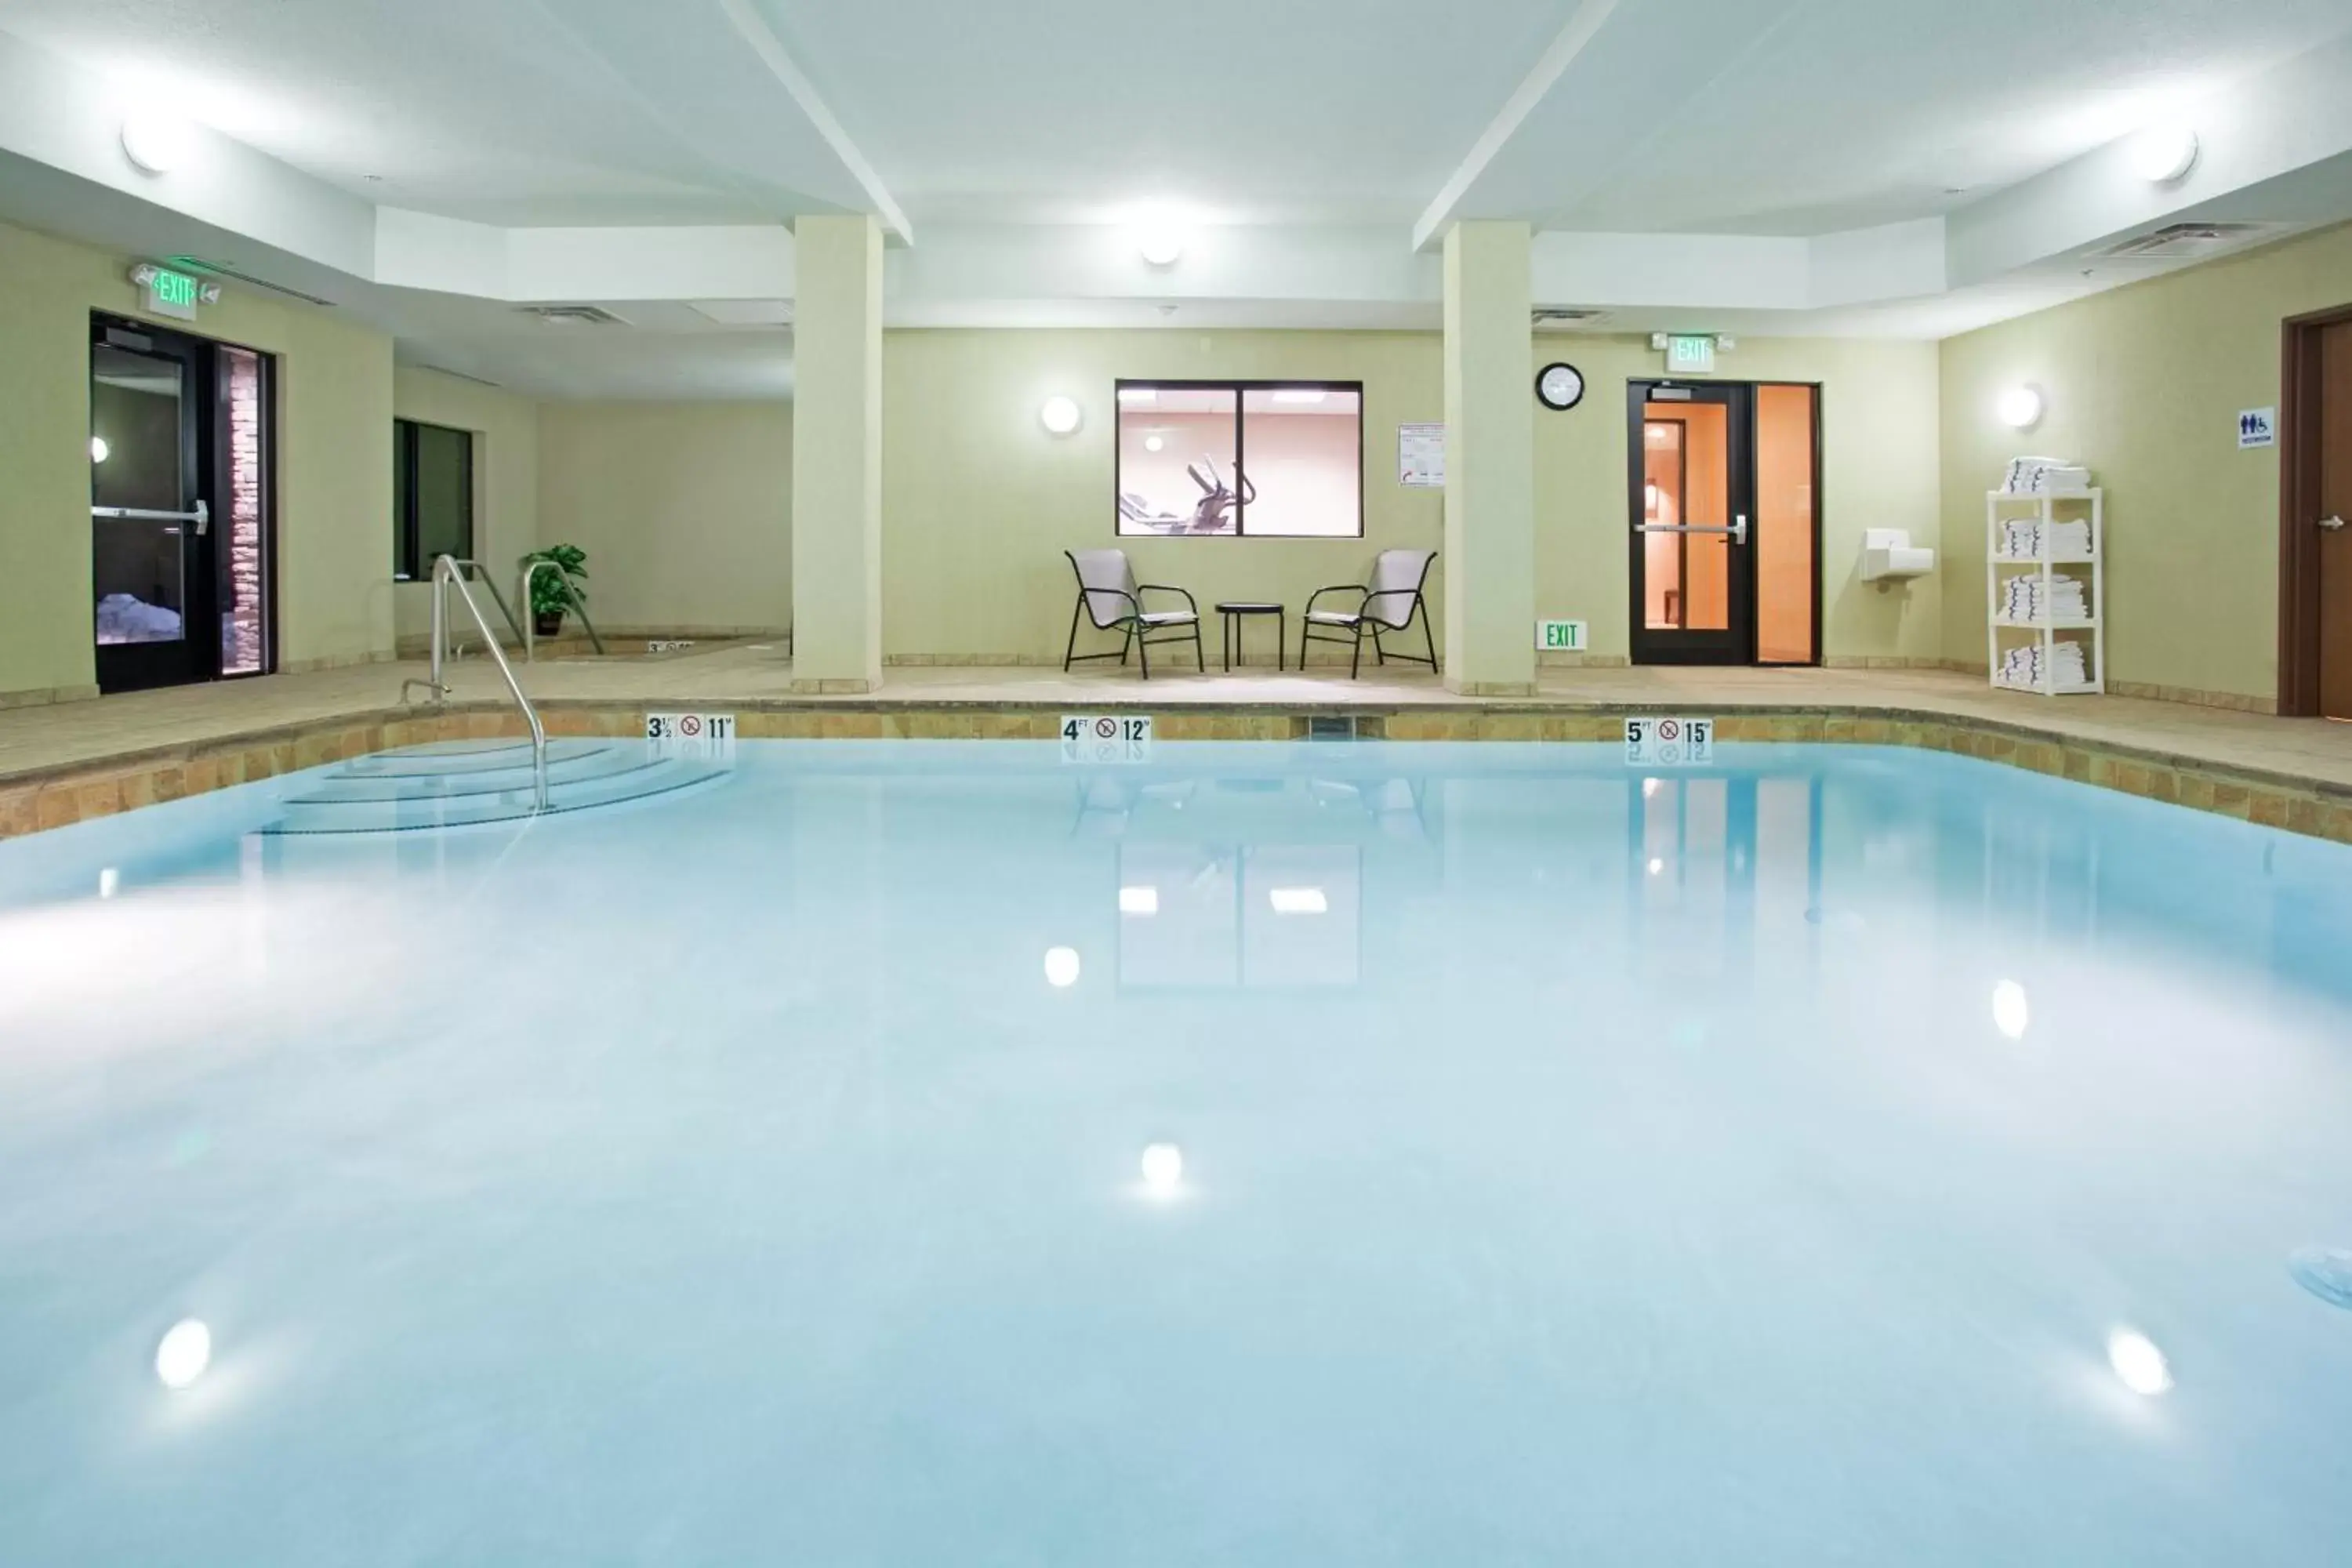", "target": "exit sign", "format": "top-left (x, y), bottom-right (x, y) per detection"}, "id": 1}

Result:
top-left (1666, 334), bottom-right (1716, 374)
top-left (1537, 619), bottom-right (1588, 652)
top-left (129, 263), bottom-right (215, 322)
